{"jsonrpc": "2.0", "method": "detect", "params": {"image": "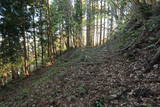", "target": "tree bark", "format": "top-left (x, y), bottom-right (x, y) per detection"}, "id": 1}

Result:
top-left (86, 0), bottom-right (92, 46)
top-left (96, 0), bottom-right (99, 46)
top-left (33, 6), bottom-right (38, 68)
top-left (103, 0), bottom-right (106, 43)
top-left (99, 0), bottom-right (103, 45)
top-left (39, 1), bottom-right (44, 65)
